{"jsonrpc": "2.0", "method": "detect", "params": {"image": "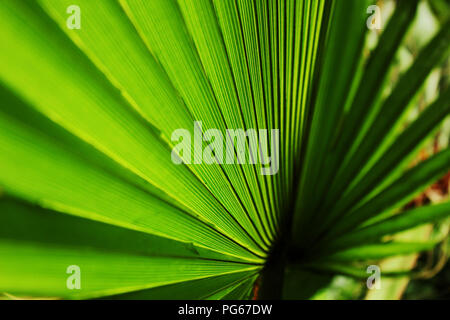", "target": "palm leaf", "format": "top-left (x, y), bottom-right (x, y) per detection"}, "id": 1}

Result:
top-left (0, 0), bottom-right (449, 299)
